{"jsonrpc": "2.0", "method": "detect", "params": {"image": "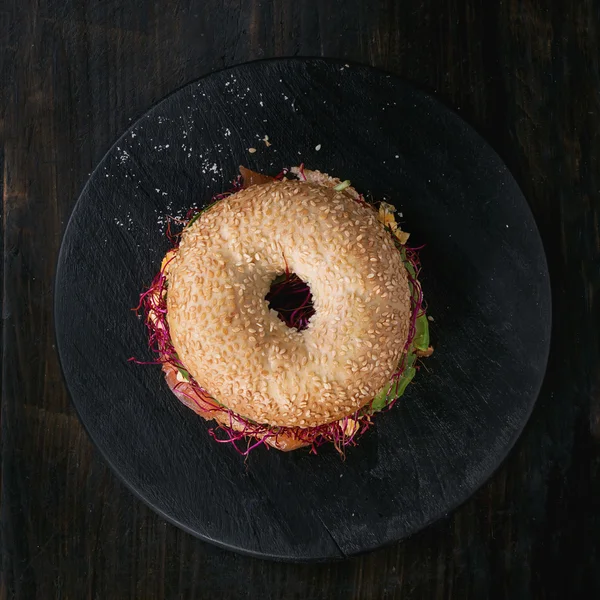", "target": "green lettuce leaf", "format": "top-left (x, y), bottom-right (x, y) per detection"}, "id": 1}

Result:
top-left (413, 314), bottom-right (430, 351)
top-left (368, 311), bottom-right (430, 413)
top-left (177, 366), bottom-right (191, 381)
top-left (370, 353), bottom-right (417, 412)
